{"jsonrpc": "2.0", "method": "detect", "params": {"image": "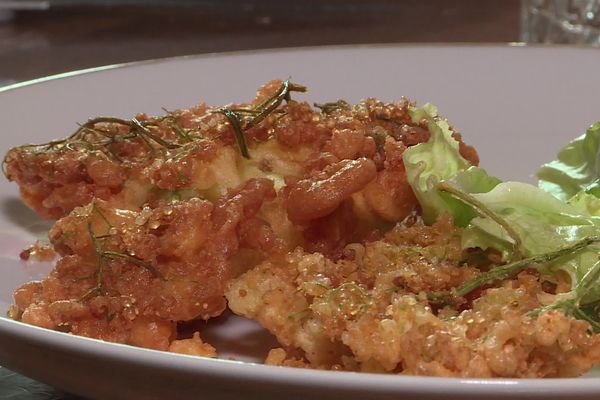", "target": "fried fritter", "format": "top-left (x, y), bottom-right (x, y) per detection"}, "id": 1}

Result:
top-left (9, 177), bottom-right (277, 351)
top-left (226, 217), bottom-right (600, 377)
top-left (4, 80), bottom-right (477, 227)
top-left (7, 80), bottom-right (489, 365)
